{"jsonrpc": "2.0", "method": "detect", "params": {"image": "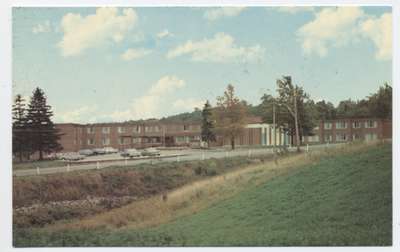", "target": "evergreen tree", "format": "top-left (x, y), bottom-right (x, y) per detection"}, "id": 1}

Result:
top-left (12, 94), bottom-right (30, 161)
top-left (201, 100), bottom-right (216, 147)
top-left (25, 87), bottom-right (62, 160)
